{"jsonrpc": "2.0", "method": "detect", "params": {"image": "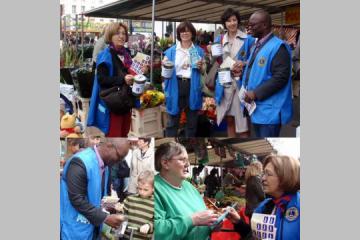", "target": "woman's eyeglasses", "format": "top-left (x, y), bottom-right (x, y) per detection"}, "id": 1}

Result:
top-left (171, 157), bottom-right (189, 163)
top-left (261, 171), bottom-right (276, 178)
